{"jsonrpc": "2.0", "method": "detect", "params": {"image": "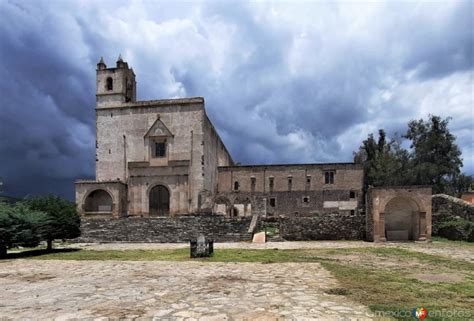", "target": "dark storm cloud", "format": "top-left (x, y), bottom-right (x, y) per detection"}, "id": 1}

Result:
top-left (0, 1), bottom-right (96, 199)
top-left (0, 0), bottom-right (472, 200)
